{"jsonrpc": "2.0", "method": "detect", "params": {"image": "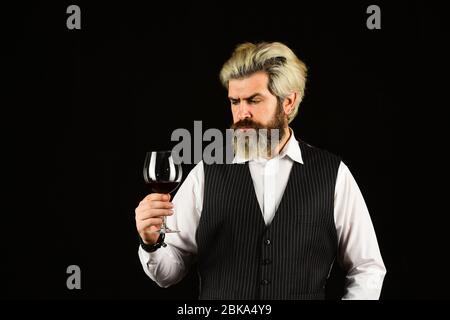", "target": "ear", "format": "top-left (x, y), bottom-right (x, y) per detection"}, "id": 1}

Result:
top-left (282, 92), bottom-right (298, 116)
